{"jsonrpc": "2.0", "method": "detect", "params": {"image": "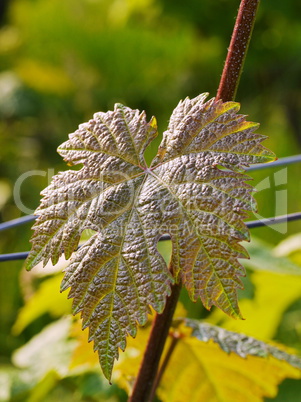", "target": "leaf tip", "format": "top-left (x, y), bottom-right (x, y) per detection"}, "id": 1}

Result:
top-left (230, 310), bottom-right (245, 321)
top-left (149, 115), bottom-right (158, 130)
top-left (100, 357), bottom-right (114, 382)
top-left (24, 260), bottom-right (32, 272)
top-left (114, 102), bottom-right (126, 111)
top-left (24, 250), bottom-right (42, 272)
